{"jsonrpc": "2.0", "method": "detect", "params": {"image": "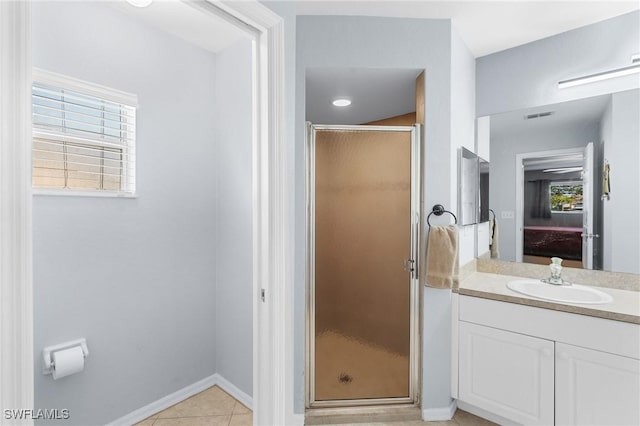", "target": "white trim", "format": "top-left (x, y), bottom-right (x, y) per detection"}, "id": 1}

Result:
top-left (204, 1), bottom-right (291, 425)
top-left (32, 189), bottom-right (138, 198)
top-left (422, 399), bottom-right (457, 421)
top-left (107, 373), bottom-right (253, 426)
top-left (214, 374), bottom-right (253, 411)
top-left (31, 72), bottom-right (138, 196)
top-left (456, 400), bottom-right (516, 426)
top-left (107, 374), bottom-right (218, 426)
top-left (515, 147), bottom-right (585, 263)
top-left (450, 293), bottom-right (459, 400)
top-left (0, 2), bottom-right (34, 426)
top-left (290, 413), bottom-right (305, 426)
top-left (32, 68), bottom-right (138, 107)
